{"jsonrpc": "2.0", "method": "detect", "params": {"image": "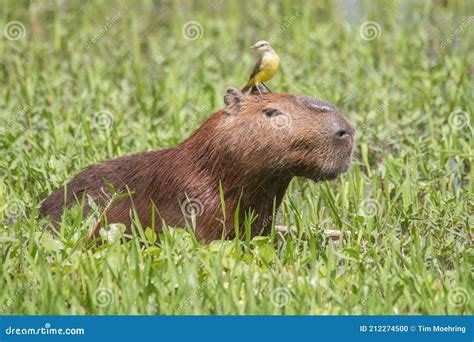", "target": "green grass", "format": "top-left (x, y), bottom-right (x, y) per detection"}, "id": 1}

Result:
top-left (0, 0), bottom-right (472, 315)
